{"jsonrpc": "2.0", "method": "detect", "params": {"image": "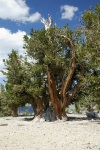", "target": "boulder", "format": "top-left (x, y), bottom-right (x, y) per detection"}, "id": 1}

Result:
top-left (41, 106), bottom-right (56, 122)
top-left (86, 112), bottom-right (99, 119)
